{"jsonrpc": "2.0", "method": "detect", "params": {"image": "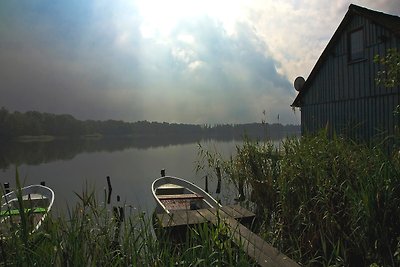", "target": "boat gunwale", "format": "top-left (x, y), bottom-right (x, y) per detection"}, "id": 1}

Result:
top-left (152, 176), bottom-right (221, 214)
